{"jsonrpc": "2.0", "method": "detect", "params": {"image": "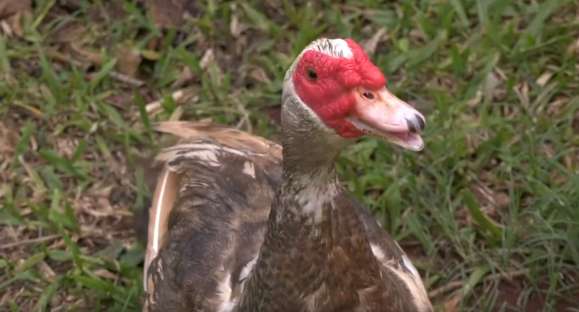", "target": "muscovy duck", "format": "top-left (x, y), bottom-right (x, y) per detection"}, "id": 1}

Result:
top-left (144, 38), bottom-right (432, 312)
